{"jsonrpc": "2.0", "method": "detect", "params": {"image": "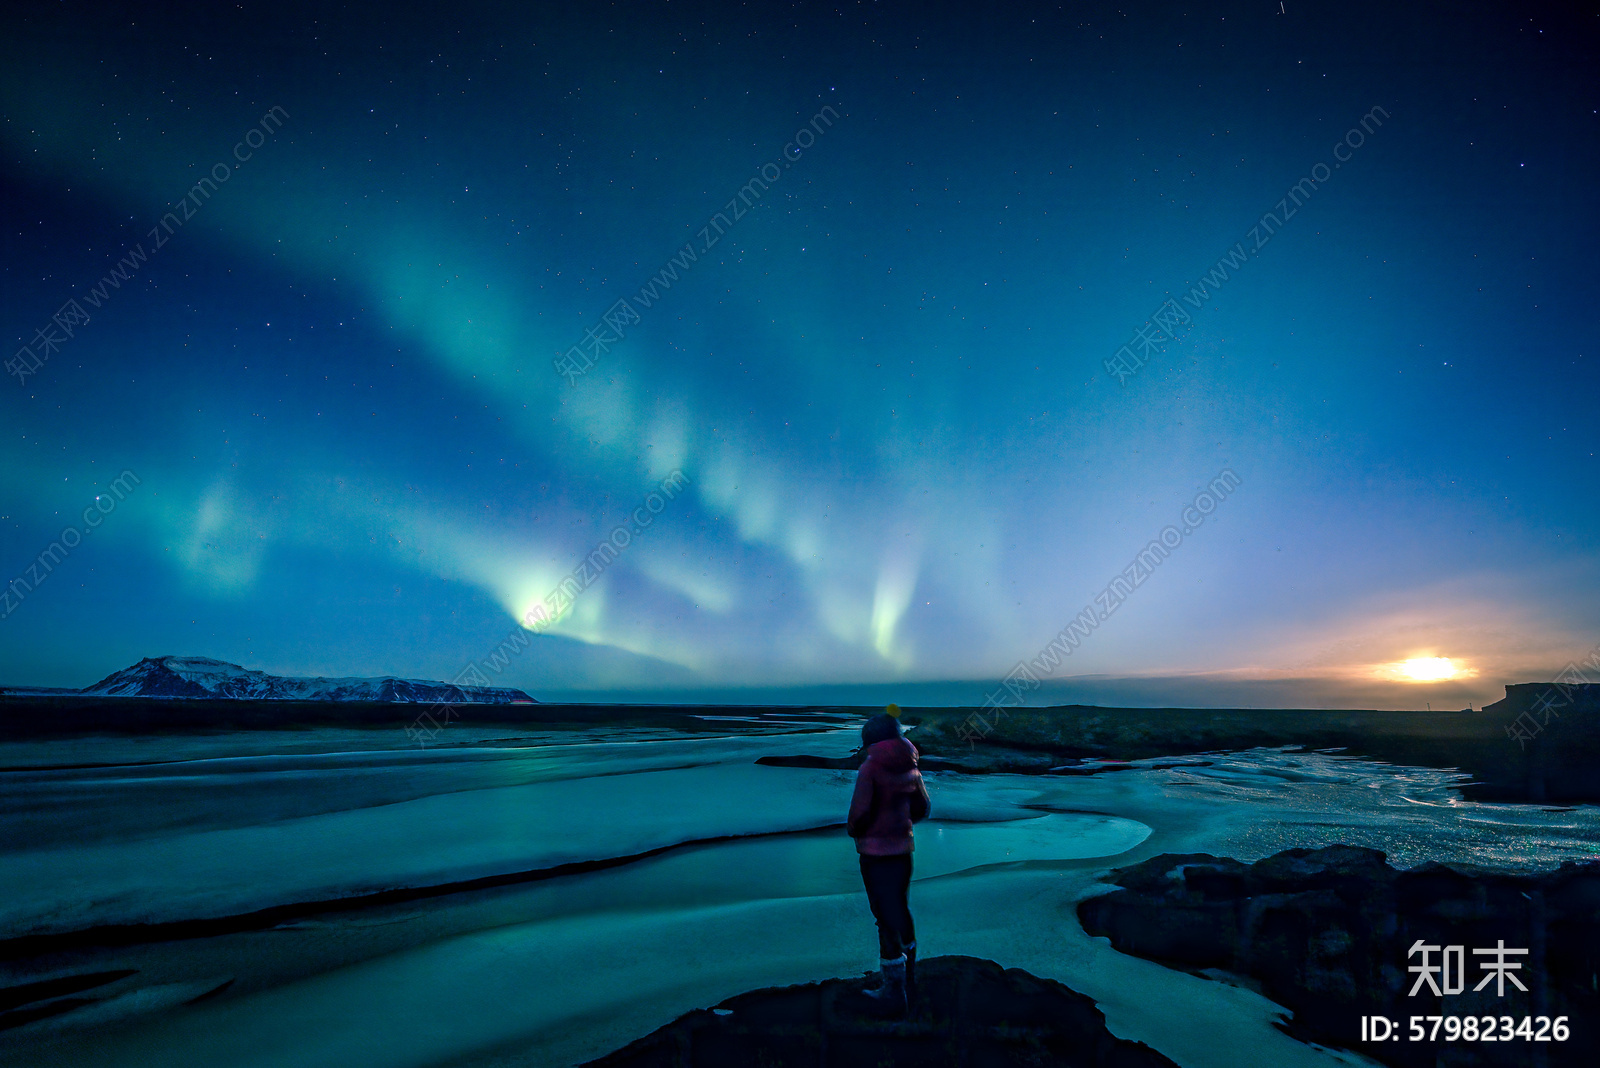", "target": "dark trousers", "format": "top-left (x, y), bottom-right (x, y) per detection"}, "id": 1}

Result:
top-left (859, 853), bottom-right (915, 960)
